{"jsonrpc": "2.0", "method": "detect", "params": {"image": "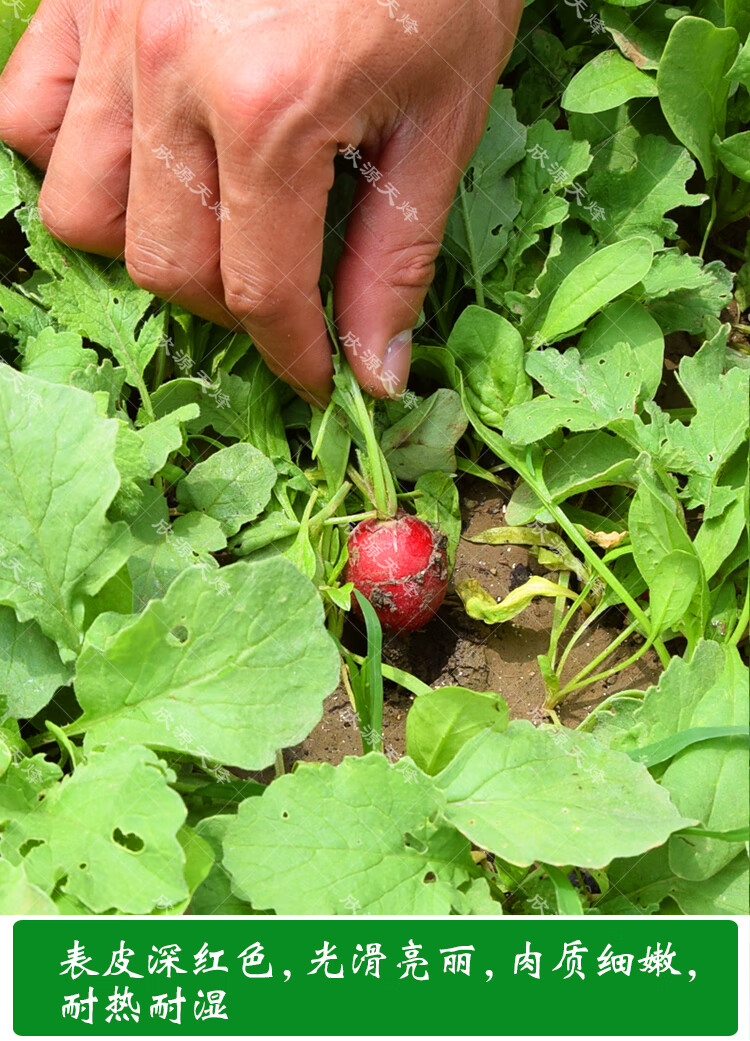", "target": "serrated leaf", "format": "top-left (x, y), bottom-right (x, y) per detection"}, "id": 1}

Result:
top-left (537, 238), bottom-right (653, 344)
top-left (444, 87), bottom-right (526, 280)
top-left (0, 606), bottom-right (71, 724)
top-left (0, 366), bottom-right (131, 660)
top-left (504, 343), bottom-right (641, 444)
top-left (176, 442), bottom-right (277, 535)
top-left (0, 741), bottom-right (188, 914)
top-left (436, 722), bottom-right (691, 867)
top-left (581, 135), bottom-right (703, 246)
top-left (76, 558), bottom-right (340, 770)
top-left (656, 16), bottom-right (739, 179)
top-left (224, 754), bottom-right (477, 914)
top-left (562, 50), bottom-right (657, 113)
